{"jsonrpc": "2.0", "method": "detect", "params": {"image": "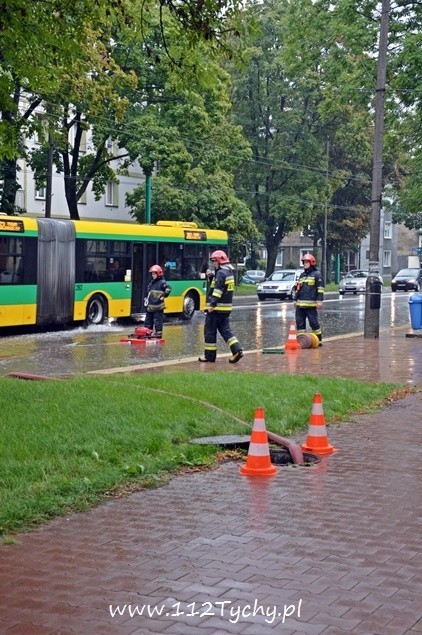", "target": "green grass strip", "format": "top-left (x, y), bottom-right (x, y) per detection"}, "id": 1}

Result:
top-left (0, 373), bottom-right (399, 535)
